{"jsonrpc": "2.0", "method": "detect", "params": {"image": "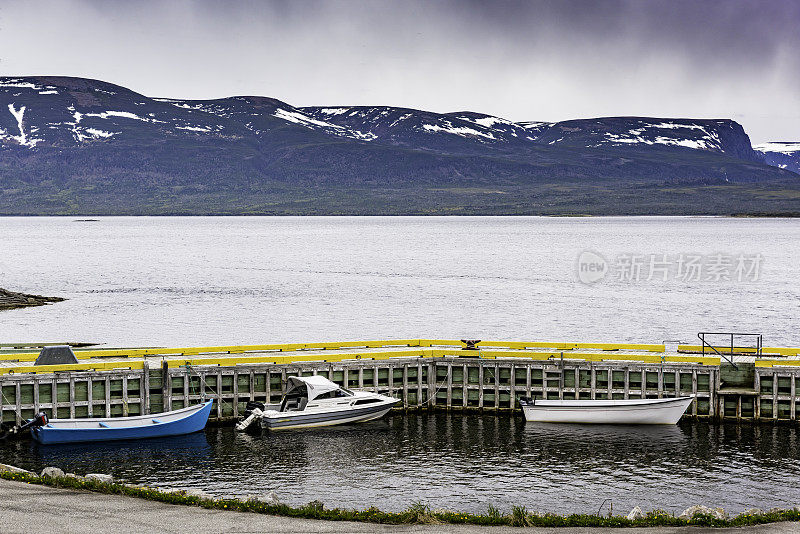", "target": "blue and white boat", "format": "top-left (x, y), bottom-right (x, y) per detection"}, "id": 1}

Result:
top-left (30, 400), bottom-right (213, 445)
top-left (236, 376), bottom-right (398, 431)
